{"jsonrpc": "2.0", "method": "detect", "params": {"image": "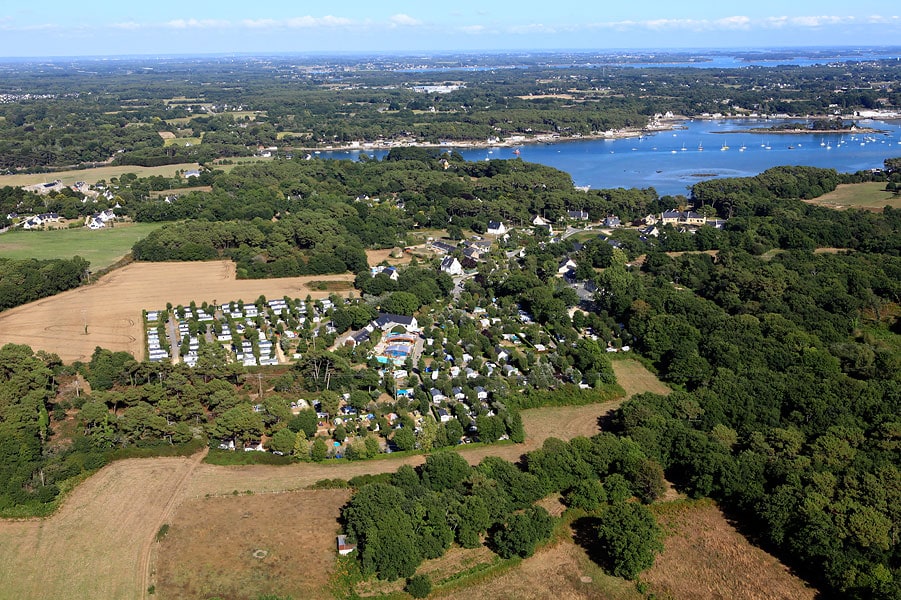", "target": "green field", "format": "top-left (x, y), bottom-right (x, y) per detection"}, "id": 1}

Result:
top-left (163, 136), bottom-right (203, 147)
top-left (808, 182), bottom-right (901, 210)
top-left (0, 223), bottom-right (164, 270)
